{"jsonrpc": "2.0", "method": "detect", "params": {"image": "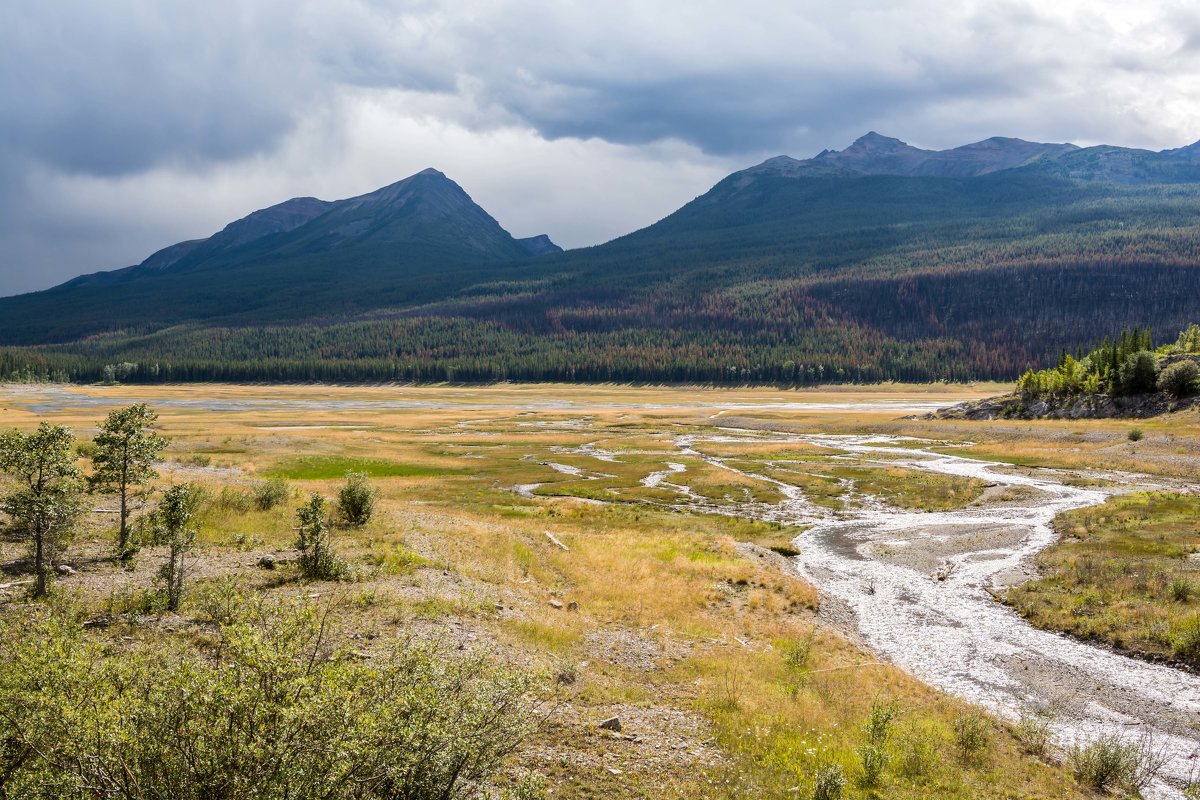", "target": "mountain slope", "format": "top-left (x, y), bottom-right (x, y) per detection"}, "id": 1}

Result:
top-left (3, 133), bottom-right (1200, 385)
top-left (0, 170), bottom-right (558, 343)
